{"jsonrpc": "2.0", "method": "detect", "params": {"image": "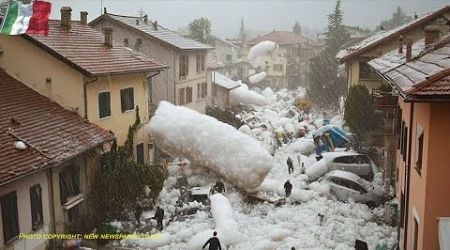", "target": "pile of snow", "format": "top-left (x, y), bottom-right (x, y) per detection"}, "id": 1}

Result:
top-left (230, 84), bottom-right (268, 106)
top-left (14, 141), bottom-right (27, 150)
top-left (210, 194), bottom-right (242, 245)
top-left (238, 124), bottom-right (252, 135)
top-left (261, 87), bottom-right (275, 98)
top-left (121, 233), bottom-right (174, 248)
top-left (285, 138), bottom-right (316, 155)
top-left (305, 158), bottom-right (330, 180)
top-left (248, 72), bottom-right (267, 84)
top-left (247, 41), bottom-right (277, 67)
top-left (147, 101), bottom-right (273, 190)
